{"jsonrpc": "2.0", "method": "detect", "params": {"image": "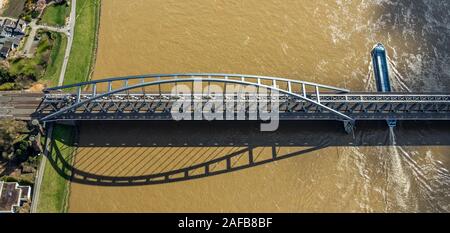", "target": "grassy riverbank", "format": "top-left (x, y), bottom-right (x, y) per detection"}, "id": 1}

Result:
top-left (64, 0), bottom-right (100, 86)
top-left (40, 2), bottom-right (70, 27)
top-left (37, 124), bottom-right (76, 213)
